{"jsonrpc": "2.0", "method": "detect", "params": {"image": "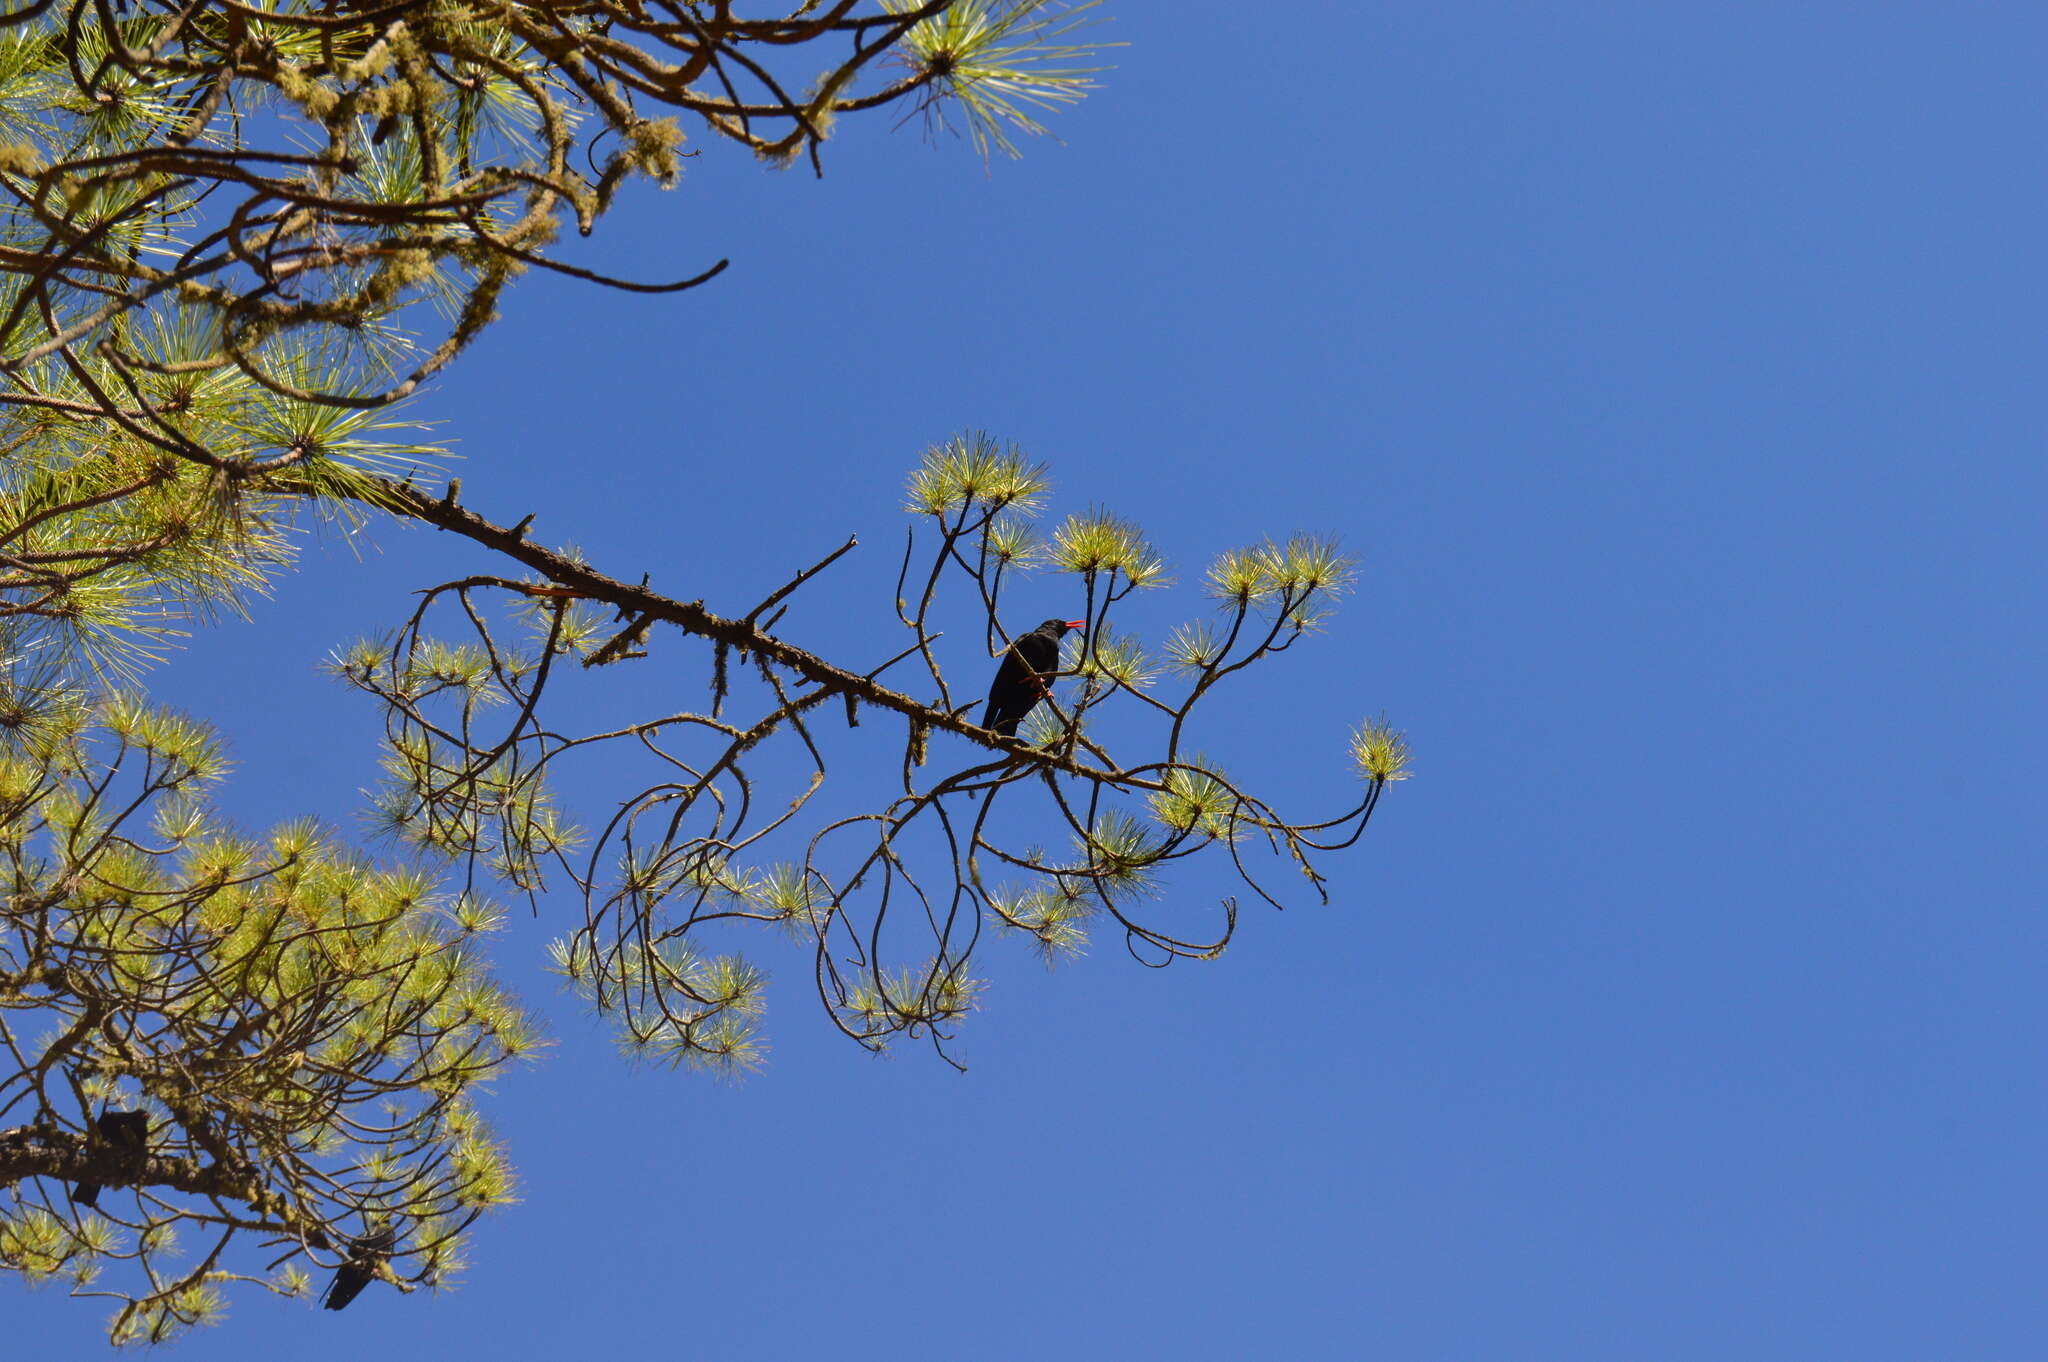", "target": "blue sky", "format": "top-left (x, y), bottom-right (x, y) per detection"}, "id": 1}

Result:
top-left (16, 3), bottom-right (2048, 1357)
